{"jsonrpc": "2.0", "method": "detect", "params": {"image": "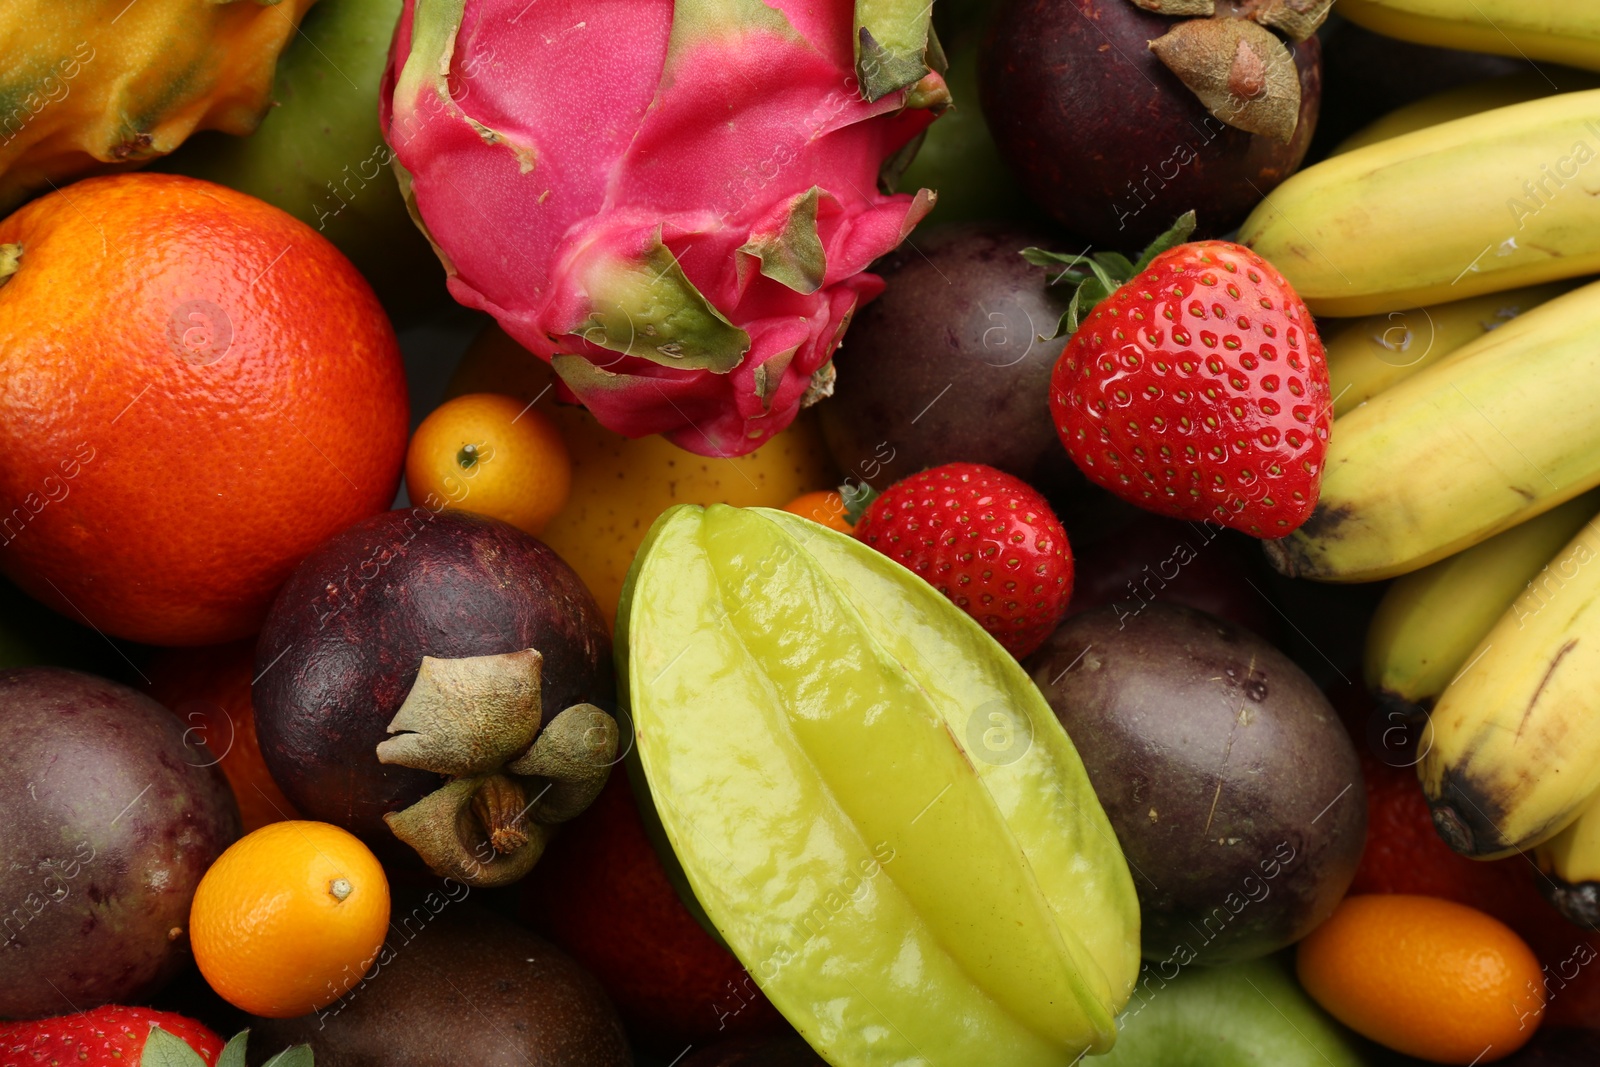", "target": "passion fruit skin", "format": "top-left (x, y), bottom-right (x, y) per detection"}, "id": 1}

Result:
top-left (248, 903), bottom-right (632, 1066)
top-left (253, 509), bottom-right (613, 860)
top-left (978, 0), bottom-right (1321, 246)
top-left (0, 667), bottom-right (239, 1018)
